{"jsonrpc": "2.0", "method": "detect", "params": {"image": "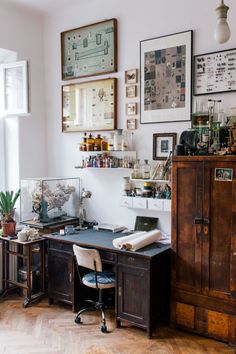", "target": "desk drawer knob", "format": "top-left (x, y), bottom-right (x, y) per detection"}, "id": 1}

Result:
top-left (128, 257), bottom-right (135, 263)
